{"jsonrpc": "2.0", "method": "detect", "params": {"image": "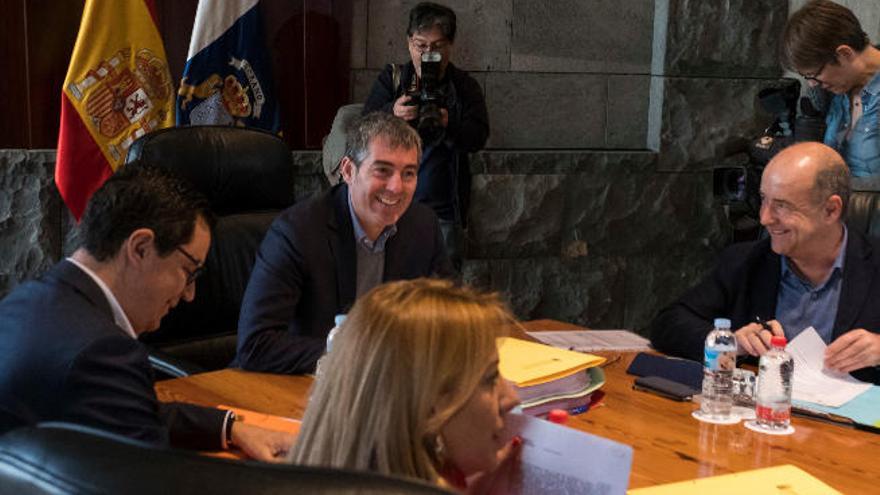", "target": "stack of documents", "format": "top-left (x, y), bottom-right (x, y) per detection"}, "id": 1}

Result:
top-left (787, 327), bottom-right (871, 407)
top-left (528, 329), bottom-right (651, 353)
top-left (498, 337), bottom-right (605, 416)
top-left (787, 327), bottom-right (879, 428)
